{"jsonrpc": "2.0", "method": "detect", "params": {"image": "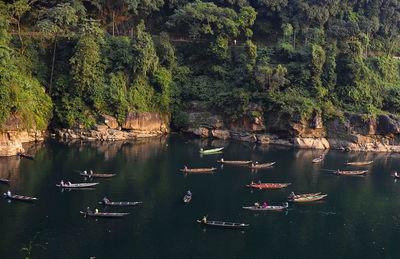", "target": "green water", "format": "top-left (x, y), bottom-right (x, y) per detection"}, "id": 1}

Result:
top-left (1, 135), bottom-right (400, 259)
